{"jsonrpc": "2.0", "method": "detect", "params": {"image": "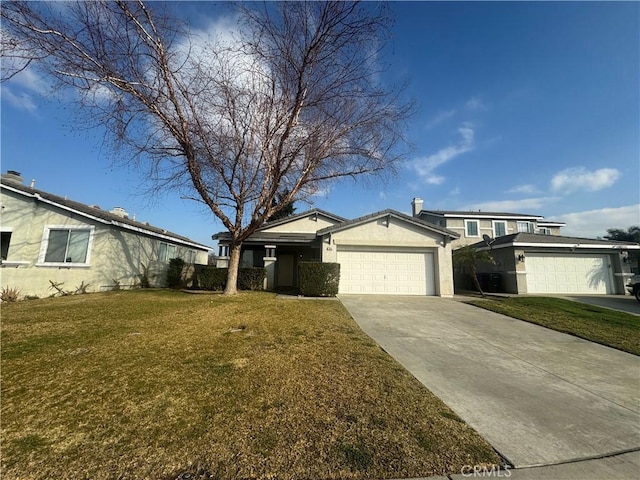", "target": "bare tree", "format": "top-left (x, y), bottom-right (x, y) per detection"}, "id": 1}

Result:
top-left (1, 1), bottom-right (413, 294)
